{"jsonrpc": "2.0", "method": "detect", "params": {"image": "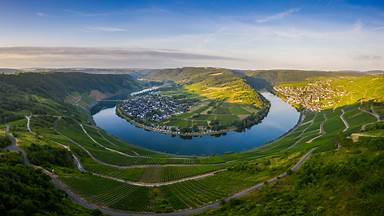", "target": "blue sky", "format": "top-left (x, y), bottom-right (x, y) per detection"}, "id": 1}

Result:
top-left (0, 0), bottom-right (383, 70)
